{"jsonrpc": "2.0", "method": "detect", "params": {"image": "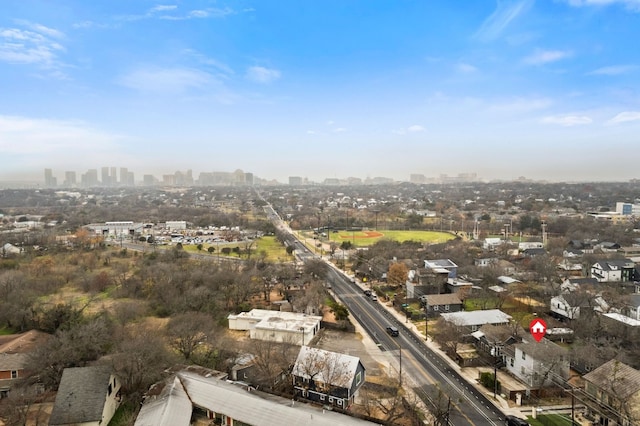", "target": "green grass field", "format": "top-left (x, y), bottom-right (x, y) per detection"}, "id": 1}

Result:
top-left (182, 236), bottom-right (289, 262)
top-left (326, 230), bottom-right (456, 246)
